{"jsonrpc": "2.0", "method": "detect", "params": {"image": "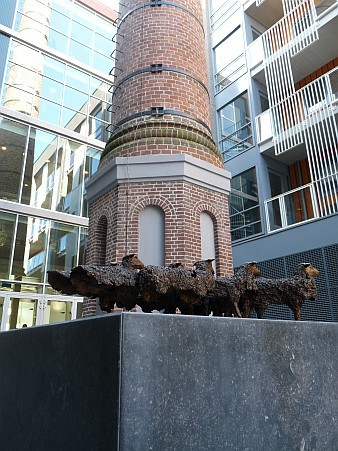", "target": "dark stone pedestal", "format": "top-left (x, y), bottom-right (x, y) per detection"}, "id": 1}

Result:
top-left (0, 313), bottom-right (337, 450)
